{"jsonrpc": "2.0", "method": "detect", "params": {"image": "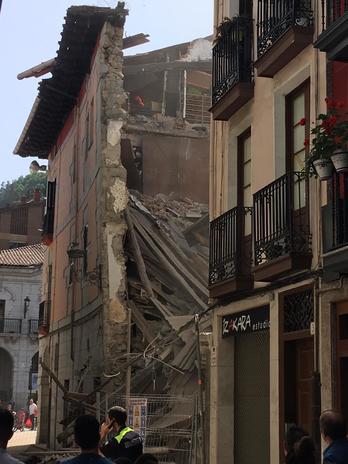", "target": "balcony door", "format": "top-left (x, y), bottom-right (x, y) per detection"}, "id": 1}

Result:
top-left (286, 82), bottom-right (310, 246)
top-left (238, 129), bottom-right (252, 275)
